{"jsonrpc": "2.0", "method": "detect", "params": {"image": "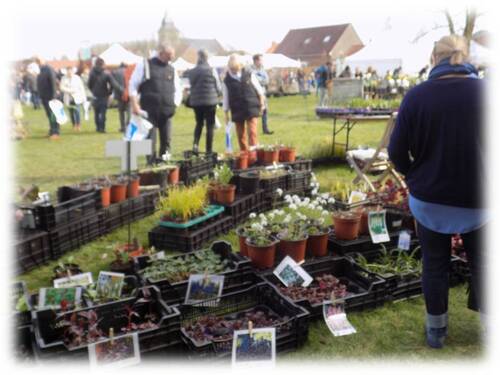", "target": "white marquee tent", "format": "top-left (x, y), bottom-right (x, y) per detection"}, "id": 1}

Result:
top-left (172, 58), bottom-right (195, 71)
top-left (99, 43), bottom-right (143, 66)
top-left (207, 54), bottom-right (301, 69)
